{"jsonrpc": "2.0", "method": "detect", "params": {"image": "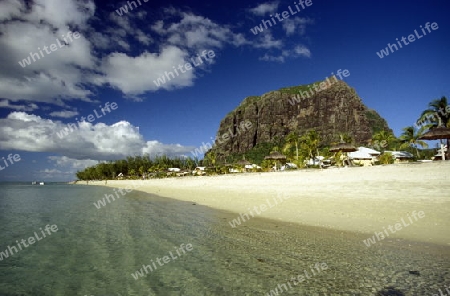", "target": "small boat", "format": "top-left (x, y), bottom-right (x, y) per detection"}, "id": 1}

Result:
top-left (32, 181), bottom-right (37, 185)
top-left (39, 182), bottom-right (45, 185)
